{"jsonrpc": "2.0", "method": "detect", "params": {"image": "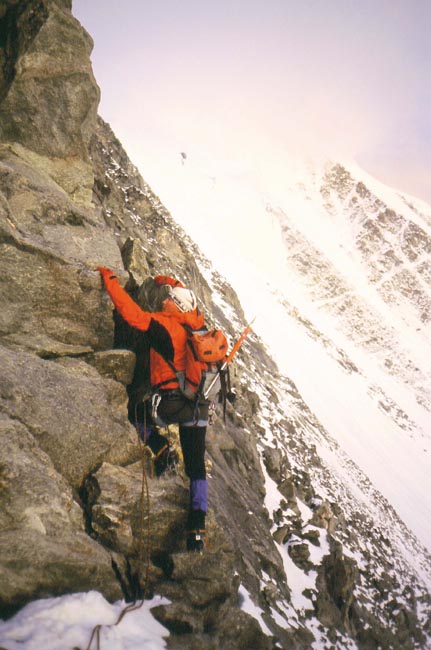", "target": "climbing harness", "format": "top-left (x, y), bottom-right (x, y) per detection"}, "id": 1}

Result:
top-left (151, 392), bottom-right (162, 422)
